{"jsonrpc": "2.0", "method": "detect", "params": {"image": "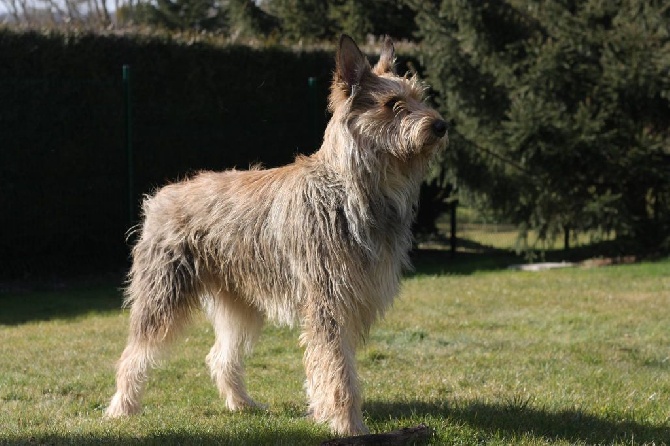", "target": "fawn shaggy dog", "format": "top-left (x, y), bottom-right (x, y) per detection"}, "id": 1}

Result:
top-left (106, 34), bottom-right (448, 436)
